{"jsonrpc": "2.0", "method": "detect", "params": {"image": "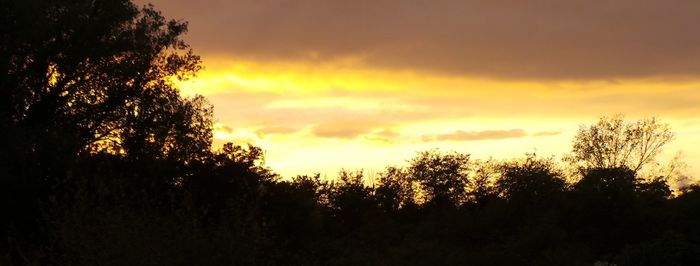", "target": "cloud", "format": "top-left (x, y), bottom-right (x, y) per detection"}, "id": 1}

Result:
top-left (256, 126), bottom-right (300, 135)
top-left (362, 129), bottom-right (401, 143)
top-left (531, 131), bottom-right (561, 137)
top-left (211, 124), bottom-right (267, 147)
top-left (424, 129), bottom-right (527, 142)
top-left (311, 119), bottom-right (387, 139)
top-left (144, 0), bottom-right (700, 80)
top-left (373, 129), bottom-right (400, 138)
top-left (423, 129), bottom-right (561, 142)
top-left (214, 124), bottom-right (234, 135)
